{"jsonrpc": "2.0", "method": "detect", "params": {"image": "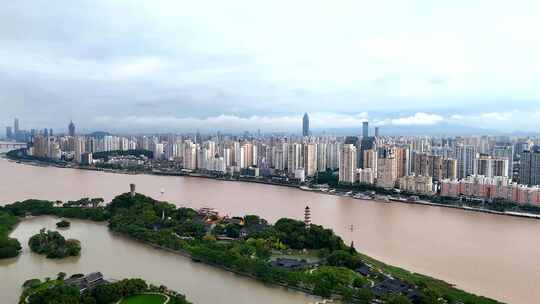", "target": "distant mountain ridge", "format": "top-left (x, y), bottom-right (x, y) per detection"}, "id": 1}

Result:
top-left (315, 122), bottom-right (534, 136)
